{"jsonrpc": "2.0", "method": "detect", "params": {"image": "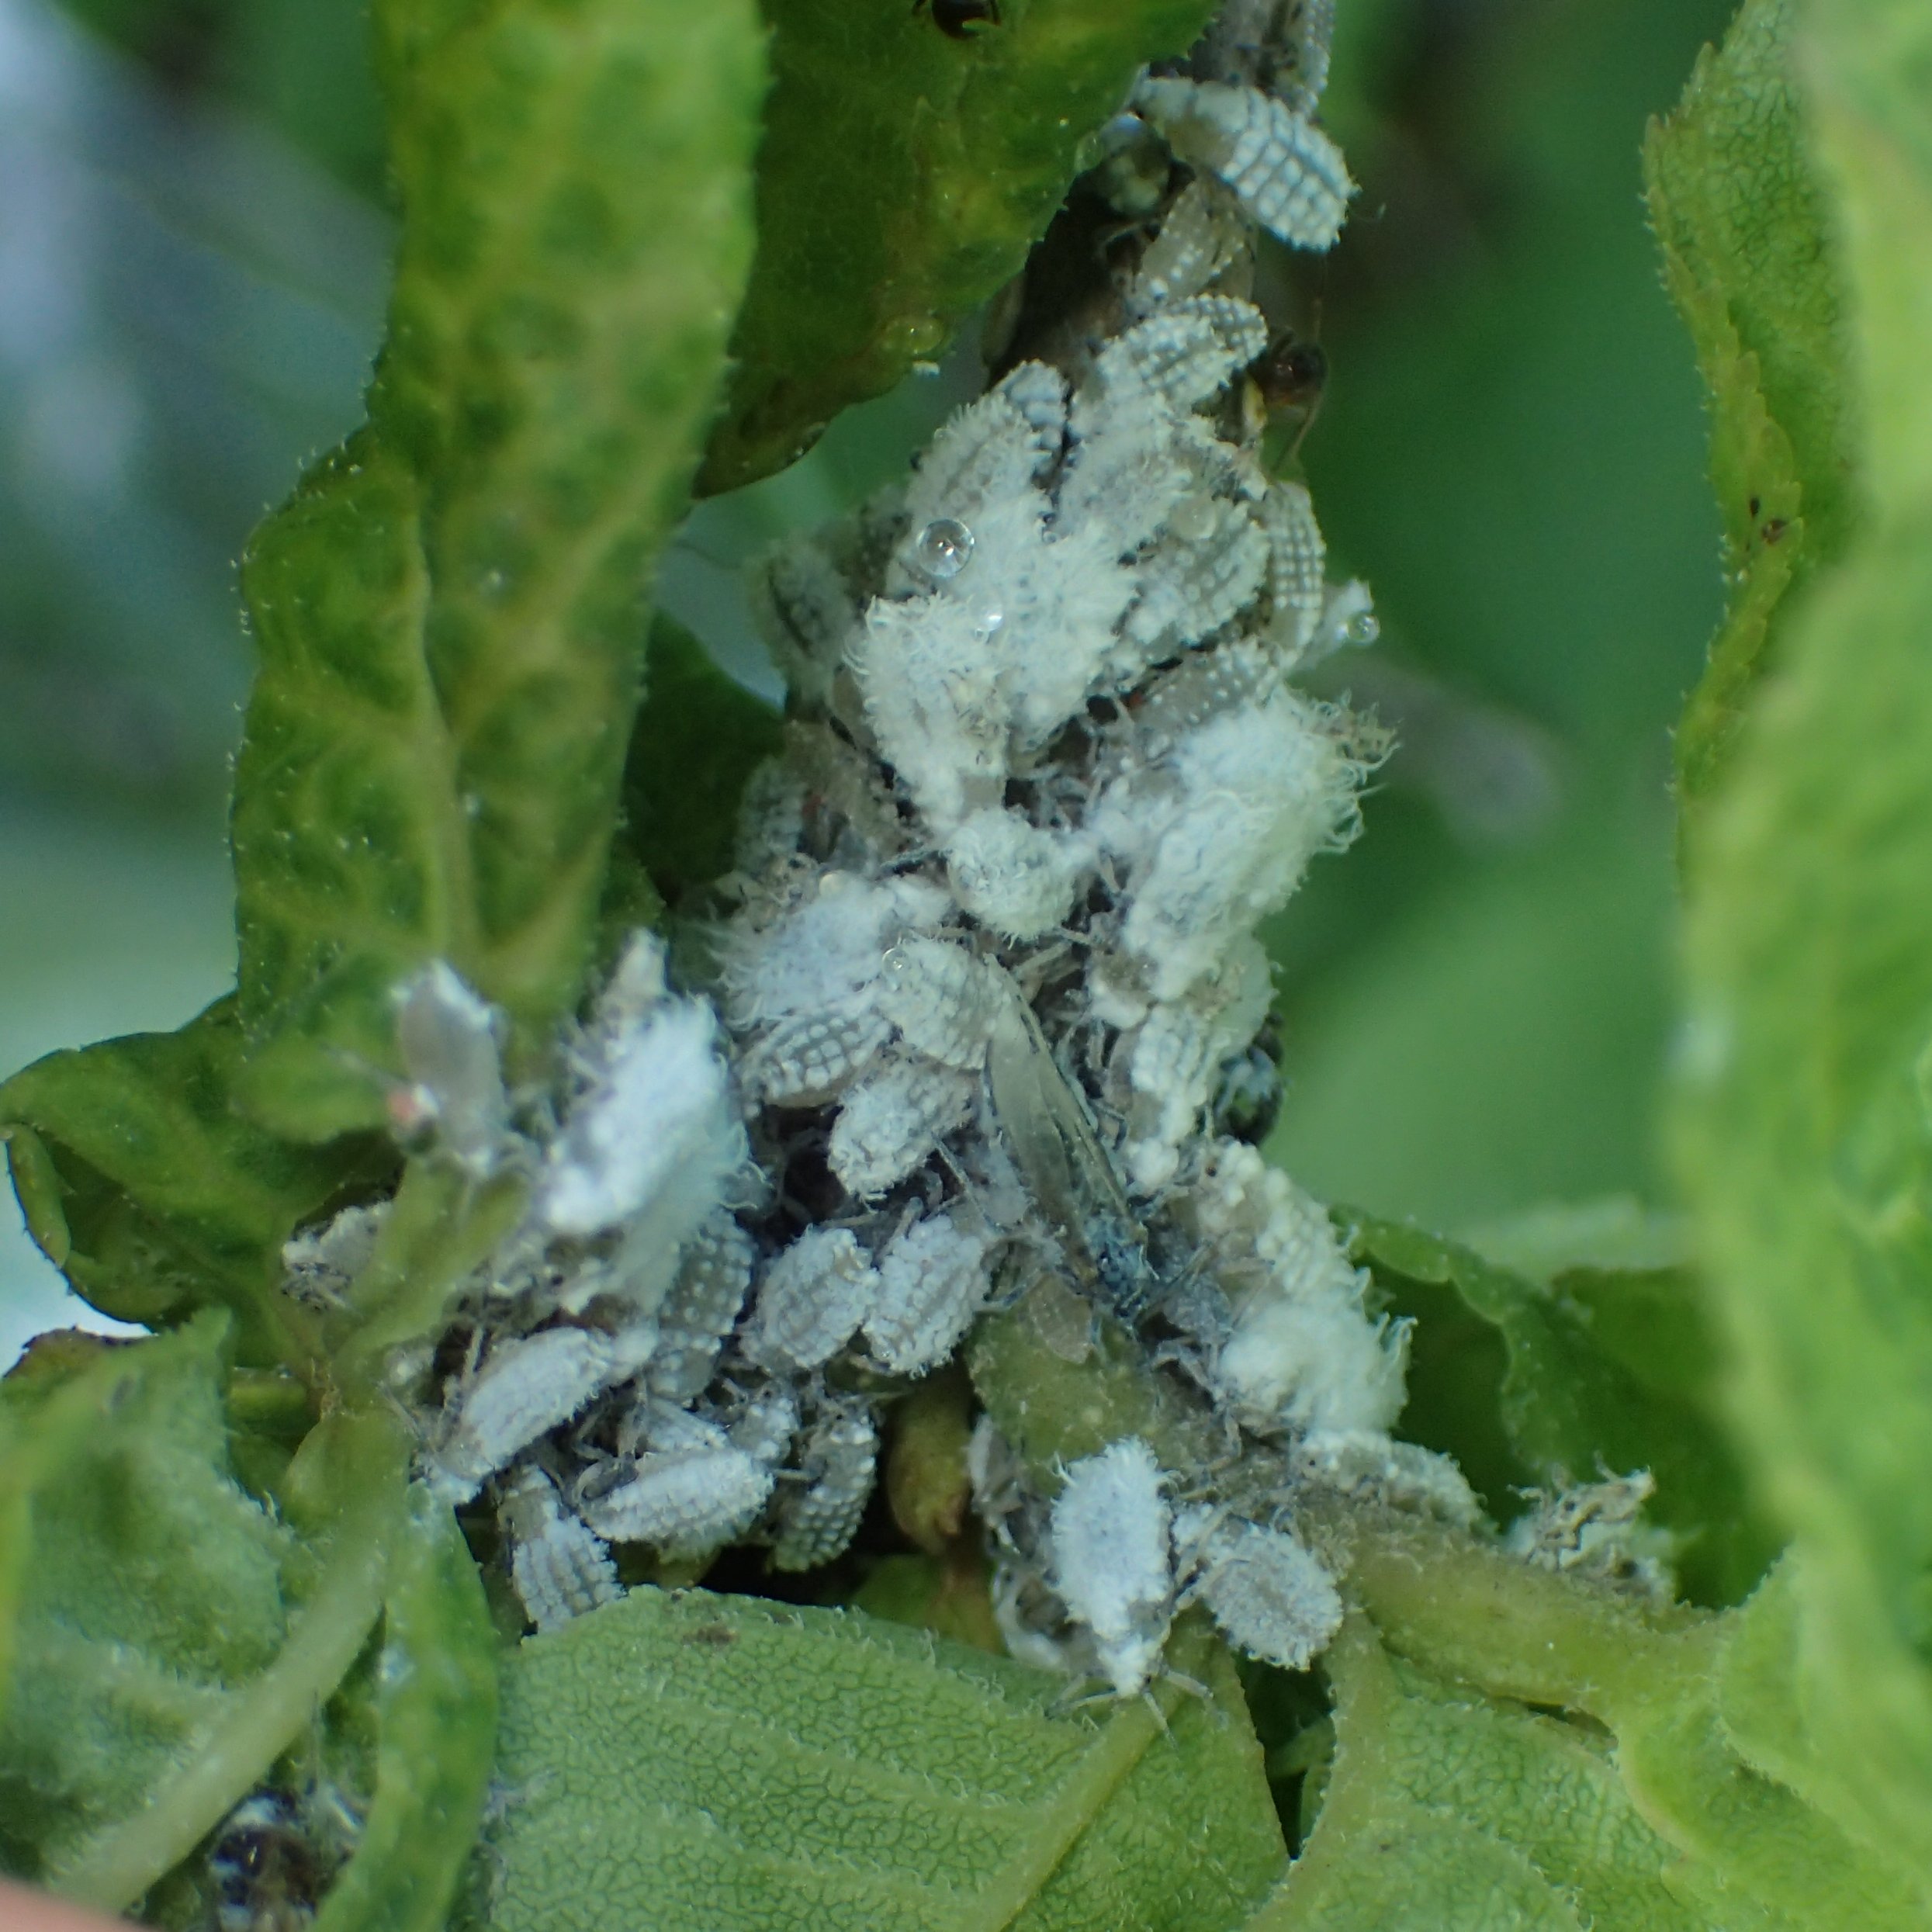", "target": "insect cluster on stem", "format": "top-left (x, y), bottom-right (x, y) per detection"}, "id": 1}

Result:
top-left (272, 0), bottom-right (1592, 1705)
